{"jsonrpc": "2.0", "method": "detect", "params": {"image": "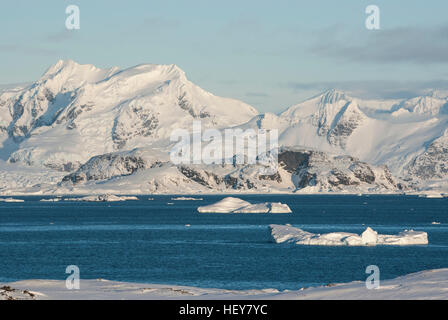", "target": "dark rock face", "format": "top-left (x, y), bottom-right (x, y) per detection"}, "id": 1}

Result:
top-left (328, 168), bottom-right (360, 186)
top-left (296, 172), bottom-right (317, 188)
top-left (178, 165), bottom-right (257, 190)
top-left (349, 162), bottom-right (376, 184)
top-left (259, 171), bottom-right (282, 183)
top-left (178, 166), bottom-right (216, 188)
top-left (278, 150), bottom-right (311, 173)
top-left (327, 105), bottom-right (364, 148)
top-left (112, 106), bottom-right (159, 149)
top-left (178, 92), bottom-right (210, 119)
top-left (62, 153), bottom-right (146, 184)
top-left (275, 149), bottom-right (400, 191)
top-left (56, 103), bottom-right (94, 130)
top-left (406, 136), bottom-right (448, 180)
top-left (8, 88), bottom-right (70, 141)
